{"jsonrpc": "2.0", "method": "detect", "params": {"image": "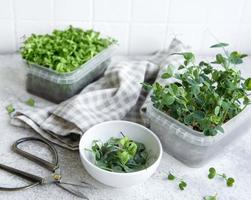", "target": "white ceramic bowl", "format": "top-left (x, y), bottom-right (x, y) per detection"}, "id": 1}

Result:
top-left (79, 120), bottom-right (162, 188)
